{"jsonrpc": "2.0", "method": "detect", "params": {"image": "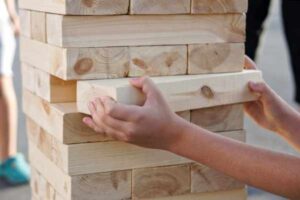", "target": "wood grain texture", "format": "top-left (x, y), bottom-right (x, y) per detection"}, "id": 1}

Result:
top-left (28, 120), bottom-right (244, 175)
top-left (132, 165), bottom-right (190, 199)
top-left (20, 37), bottom-right (131, 80)
top-left (22, 63), bottom-right (76, 103)
top-left (129, 46), bottom-right (187, 77)
top-left (191, 104), bottom-right (244, 132)
top-left (191, 0), bottom-right (248, 14)
top-left (29, 143), bottom-right (132, 200)
top-left (46, 14), bottom-right (245, 48)
top-left (23, 90), bottom-right (110, 144)
top-left (149, 189), bottom-right (246, 200)
top-left (130, 0), bottom-right (190, 14)
top-left (191, 164), bottom-right (244, 193)
top-left (77, 70), bottom-right (262, 114)
top-left (31, 168), bottom-right (64, 200)
top-left (19, 9), bottom-right (31, 38)
top-left (188, 43), bottom-right (244, 74)
top-left (31, 11), bottom-right (46, 42)
top-left (19, 0), bottom-right (129, 15)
